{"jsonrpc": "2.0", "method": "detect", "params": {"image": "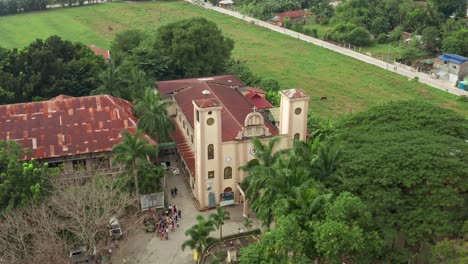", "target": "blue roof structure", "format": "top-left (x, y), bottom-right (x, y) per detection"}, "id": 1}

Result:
top-left (437, 53), bottom-right (468, 65)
